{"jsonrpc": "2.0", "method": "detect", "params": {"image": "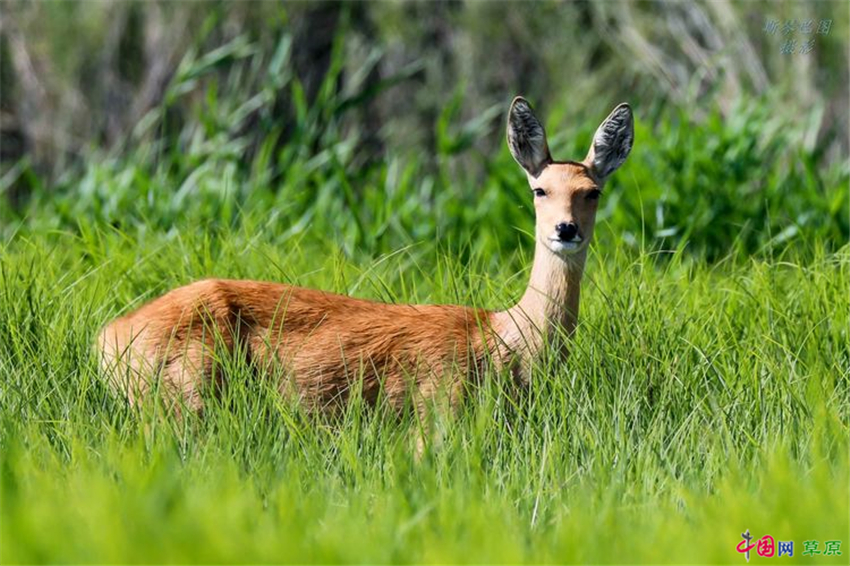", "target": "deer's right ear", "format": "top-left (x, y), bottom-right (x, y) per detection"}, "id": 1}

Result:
top-left (506, 97), bottom-right (551, 178)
